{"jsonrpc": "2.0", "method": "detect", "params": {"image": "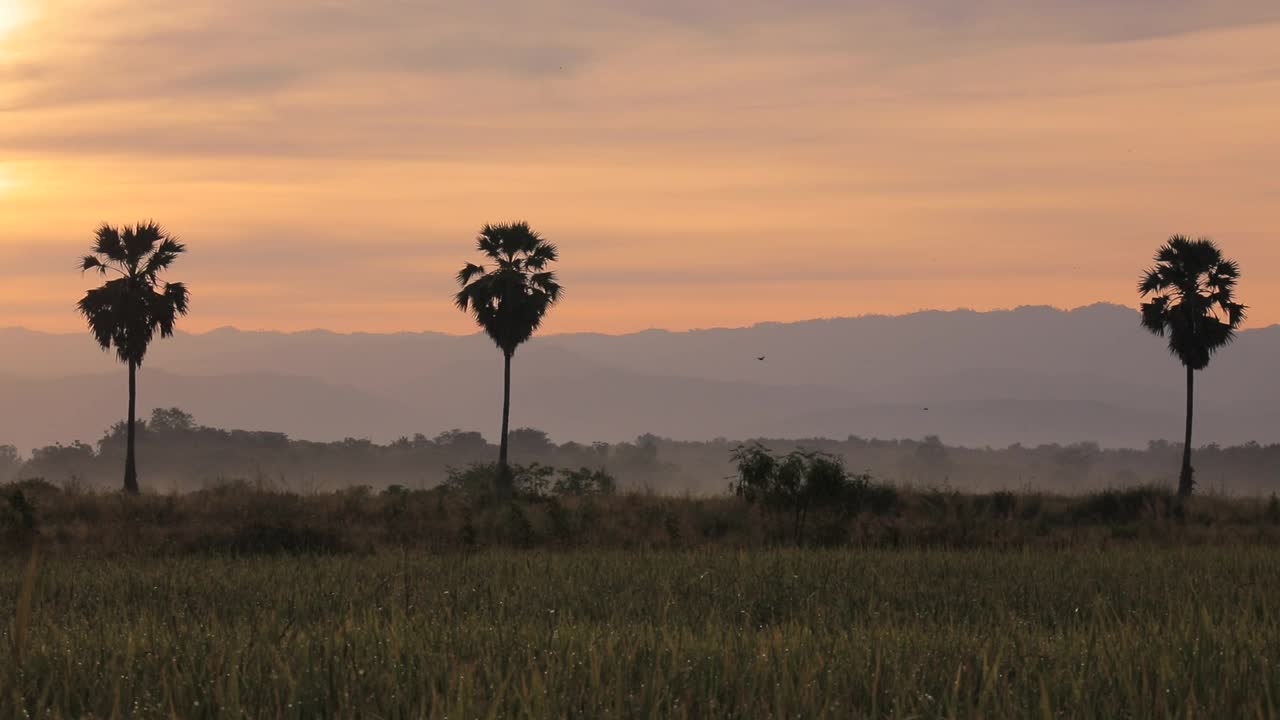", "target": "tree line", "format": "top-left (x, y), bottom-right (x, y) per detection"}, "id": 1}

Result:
top-left (75, 223), bottom-right (1246, 499)
top-left (5, 415), bottom-right (1280, 497)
